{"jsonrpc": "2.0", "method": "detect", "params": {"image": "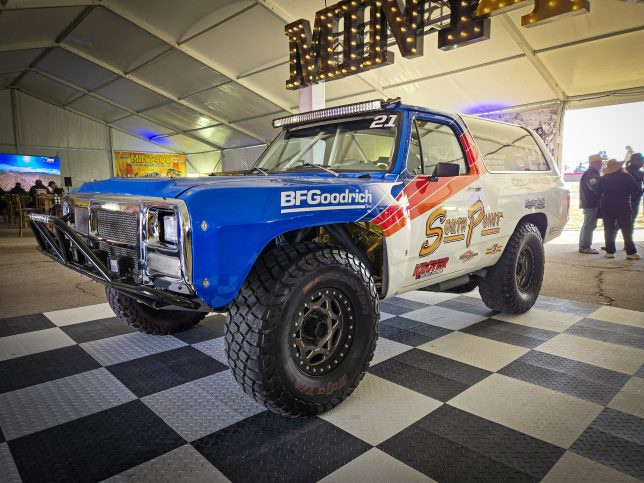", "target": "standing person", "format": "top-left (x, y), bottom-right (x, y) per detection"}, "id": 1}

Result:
top-left (625, 153), bottom-right (643, 225)
top-left (578, 154), bottom-right (603, 254)
top-left (598, 159), bottom-right (640, 260)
